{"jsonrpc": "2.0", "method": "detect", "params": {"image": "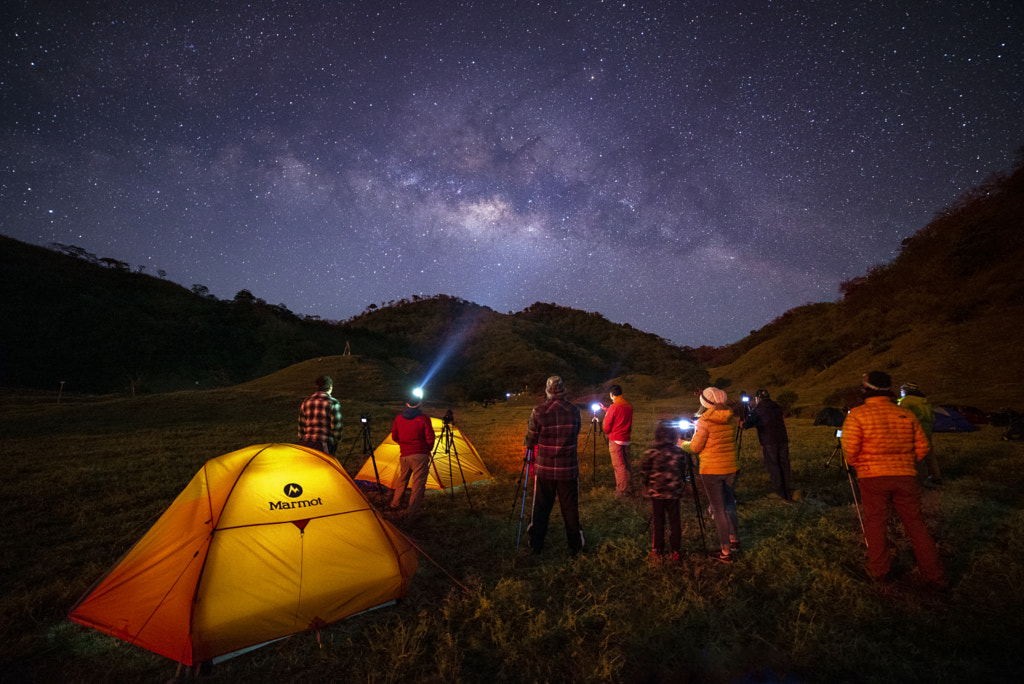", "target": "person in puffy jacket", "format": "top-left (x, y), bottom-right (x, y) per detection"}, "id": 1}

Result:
top-left (682, 386), bottom-right (740, 563)
top-left (641, 420), bottom-right (688, 563)
top-left (843, 371), bottom-right (946, 590)
top-left (898, 381), bottom-right (942, 485)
